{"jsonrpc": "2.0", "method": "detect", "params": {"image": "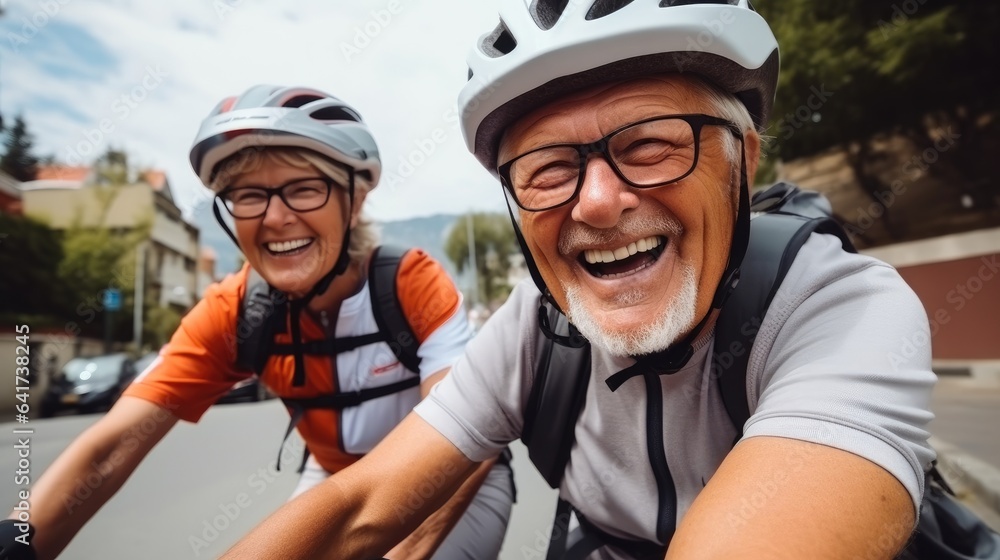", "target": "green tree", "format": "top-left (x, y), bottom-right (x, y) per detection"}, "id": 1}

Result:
top-left (758, 1), bottom-right (1000, 216)
top-left (444, 213), bottom-right (518, 307)
top-left (144, 305), bottom-right (183, 349)
top-left (0, 115), bottom-right (41, 181)
top-left (93, 148), bottom-right (131, 185)
top-left (0, 214), bottom-right (65, 322)
top-left (56, 170), bottom-right (151, 341)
